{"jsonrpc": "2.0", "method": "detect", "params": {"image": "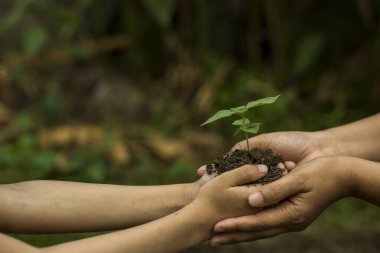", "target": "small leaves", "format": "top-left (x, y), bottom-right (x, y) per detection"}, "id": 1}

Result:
top-left (201, 109), bottom-right (233, 126)
top-left (201, 95), bottom-right (280, 126)
top-left (232, 118), bottom-right (250, 126)
top-left (239, 123), bottom-right (261, 134)
top-left (201, 95), bottom-right (280, 149)
top-left (246, 95), bottom-right (280, 109)
top-left (230, 105), bottom-right (247, 114)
